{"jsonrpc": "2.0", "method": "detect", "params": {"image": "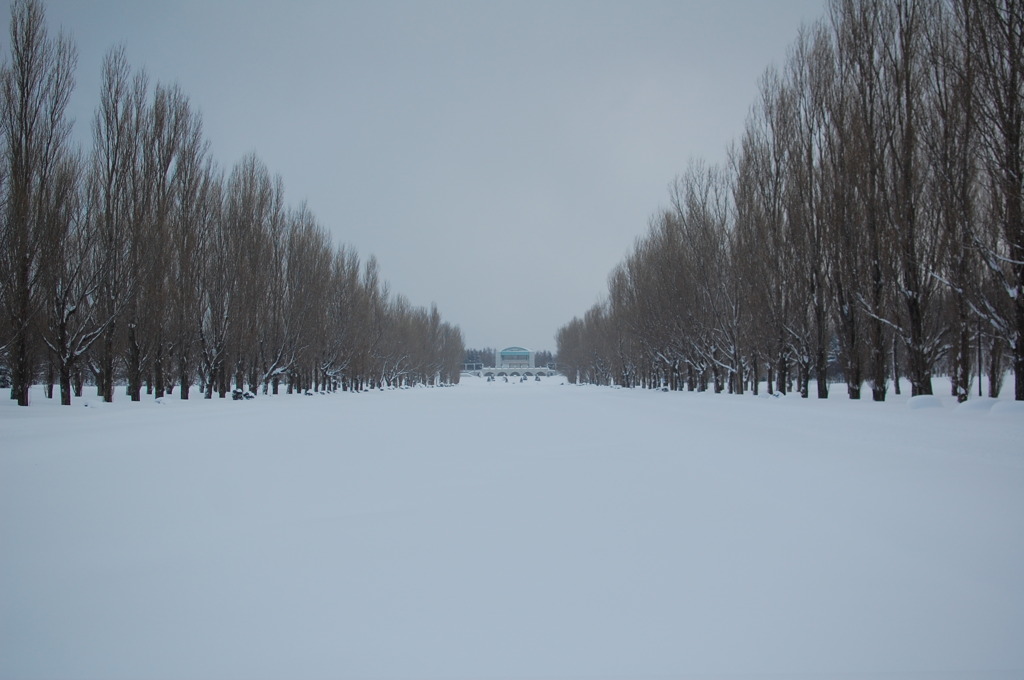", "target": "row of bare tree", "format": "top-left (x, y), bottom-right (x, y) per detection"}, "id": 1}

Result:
top-left (0, 0), bottom-right (464, 406)
top-left (558, 0), bottom-right (1023, 401)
